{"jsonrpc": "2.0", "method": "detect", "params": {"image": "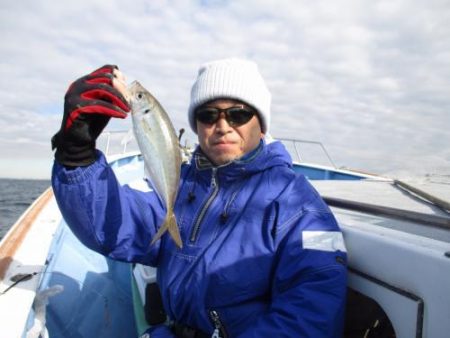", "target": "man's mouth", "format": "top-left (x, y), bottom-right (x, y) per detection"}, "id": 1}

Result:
top-left (213, 138), bottom-right (234, 145)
